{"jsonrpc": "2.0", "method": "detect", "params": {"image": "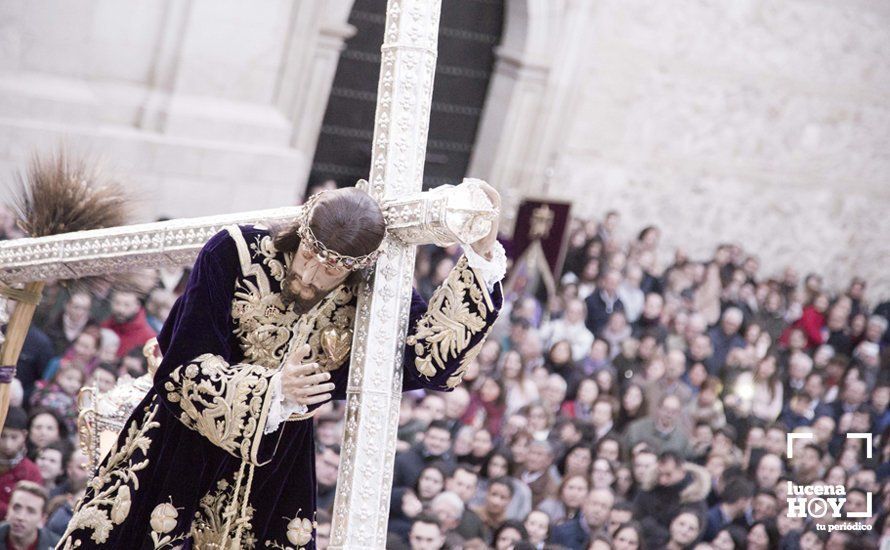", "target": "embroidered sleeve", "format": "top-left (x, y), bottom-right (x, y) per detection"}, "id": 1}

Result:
top-left (153, 230), bottom-right (281, 466)
top-left (403, 255), bottom-right (504, 391)
top-left (163, 354), bottom-right (277, 464)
